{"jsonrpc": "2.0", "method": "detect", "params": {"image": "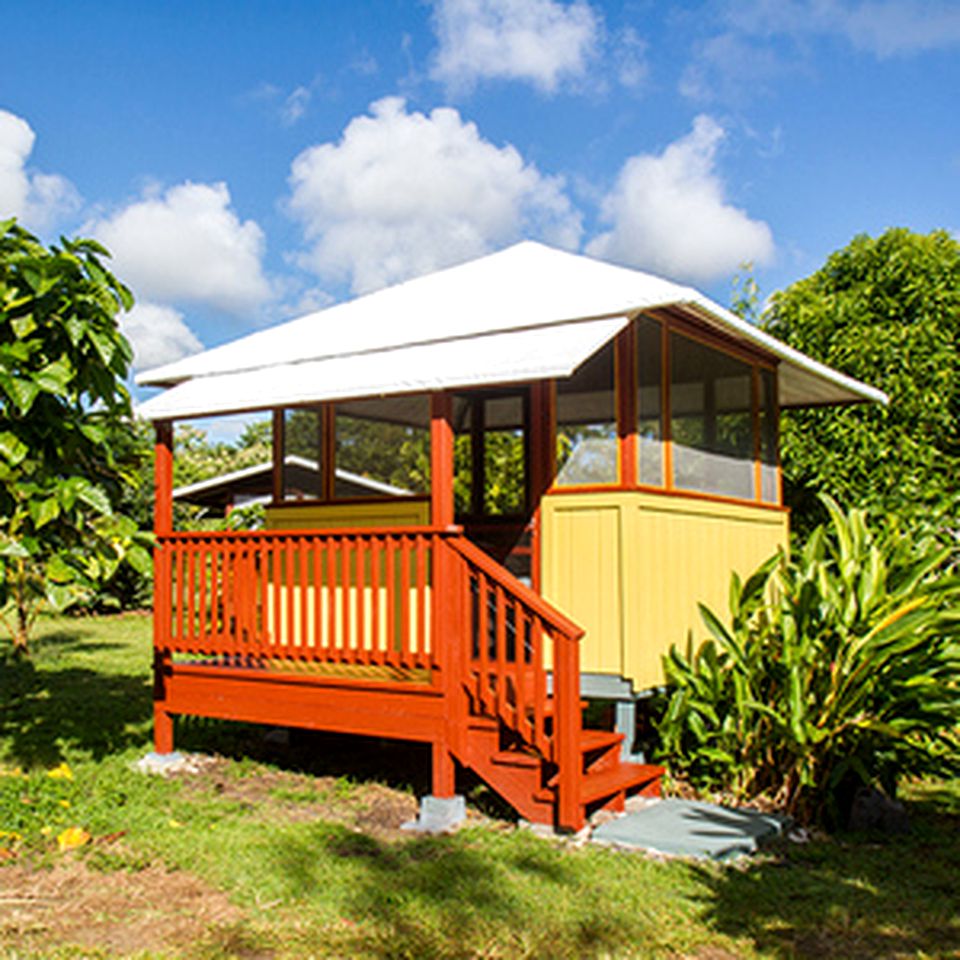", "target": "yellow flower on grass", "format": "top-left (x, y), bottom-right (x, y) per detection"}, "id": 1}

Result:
top-left (0, 830), bottom-right (22, 842)
top-left (57, 826), bottom-right (91, 851)
top-left (40, 826), bottom-right (53, 837)
top-left (59, 799), bottom-right (71, 808)
top-left (47, 762), bottom-right (74, 780)
top-left (168, 819), bottom-right (184, 828)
